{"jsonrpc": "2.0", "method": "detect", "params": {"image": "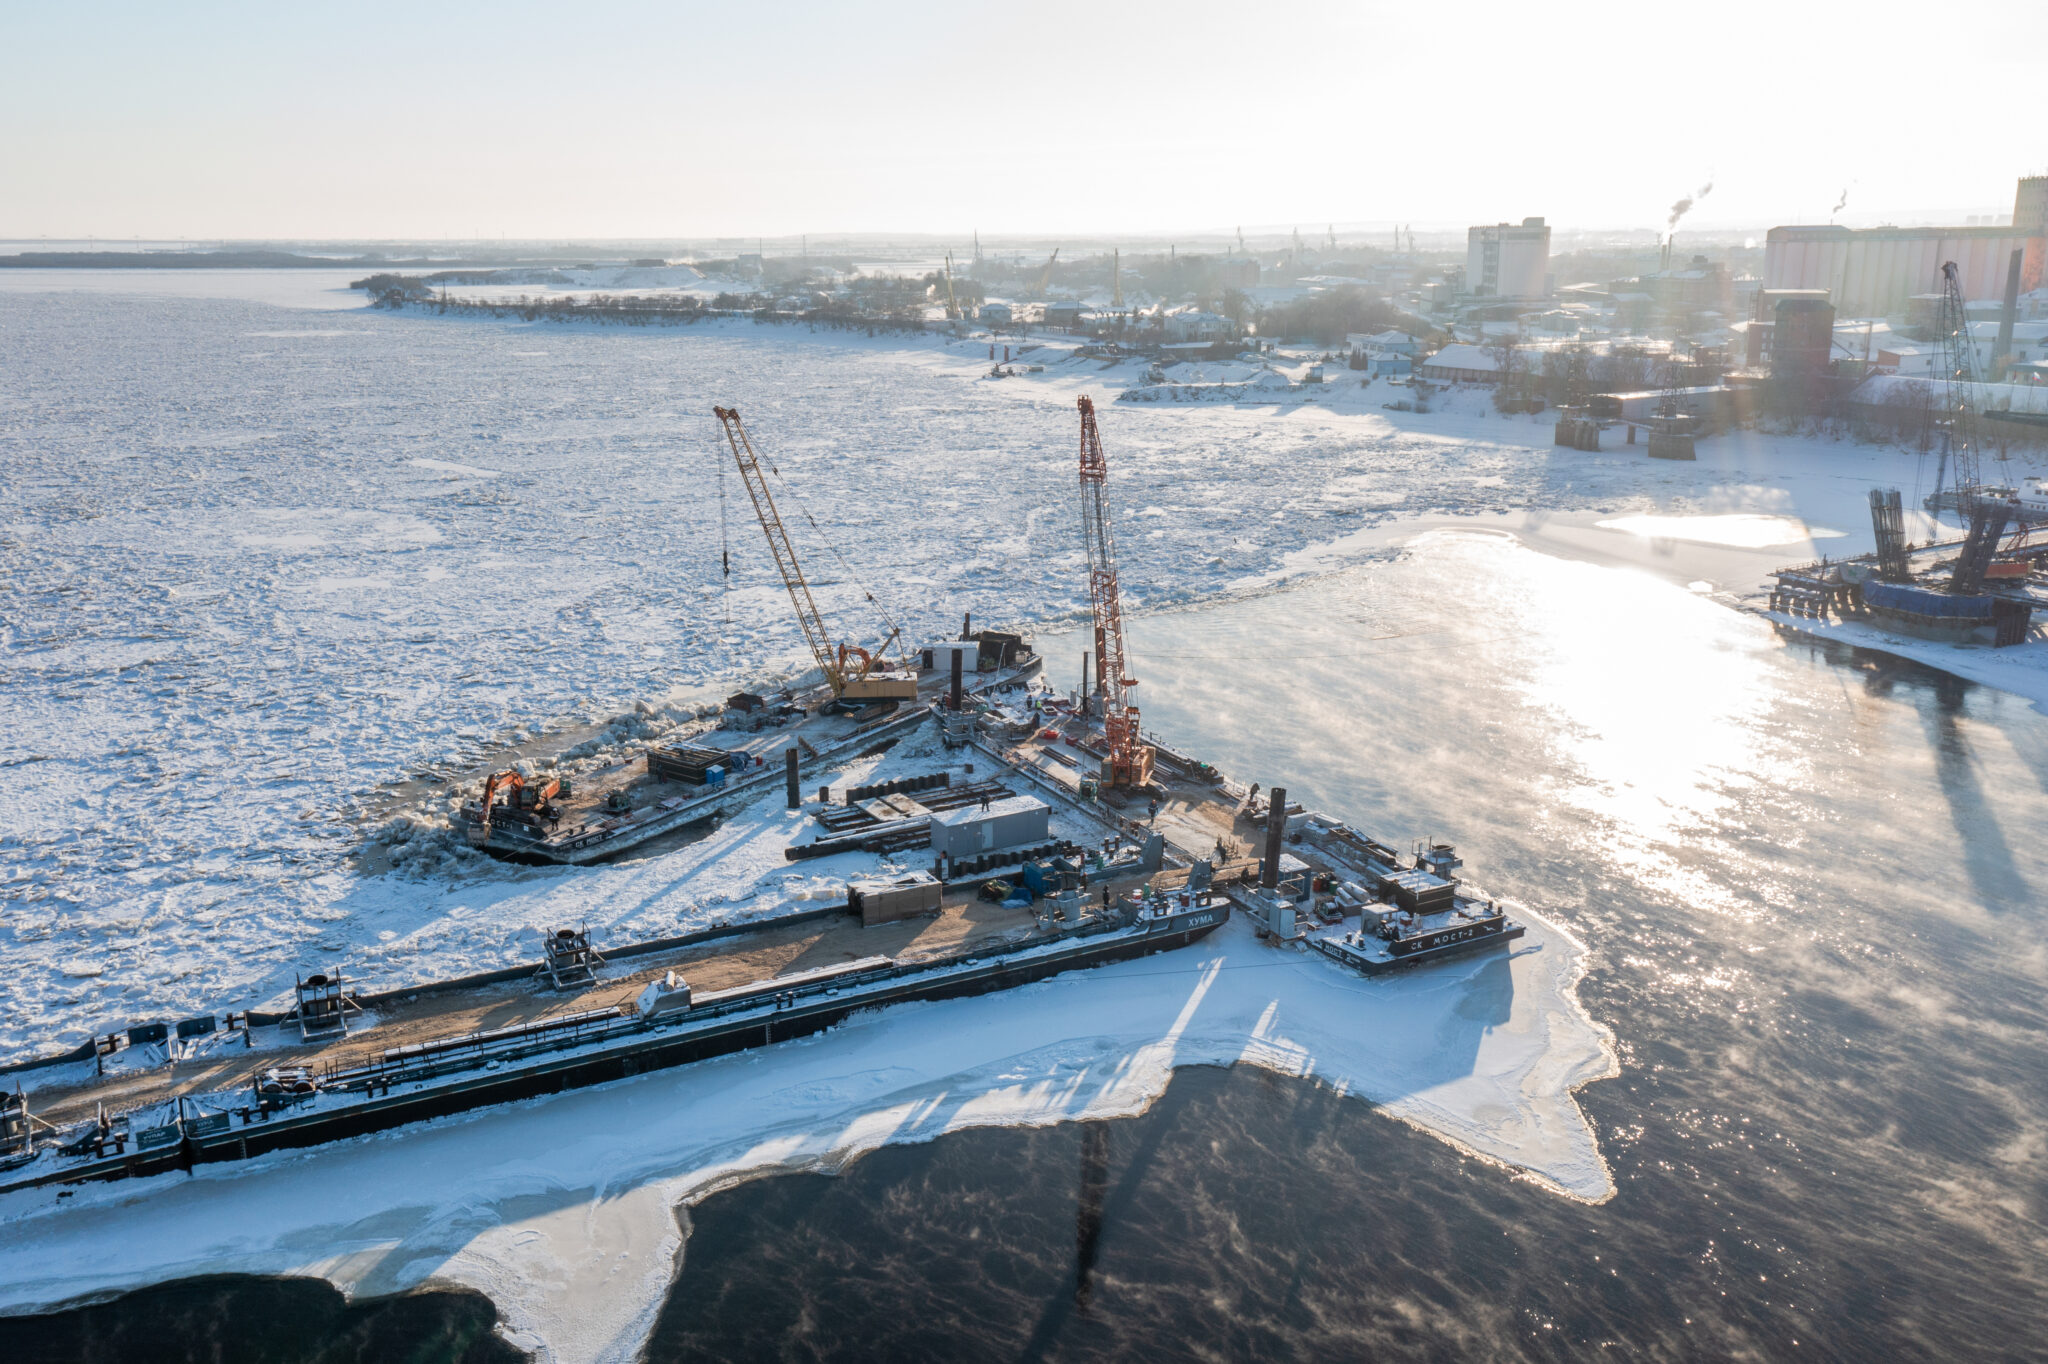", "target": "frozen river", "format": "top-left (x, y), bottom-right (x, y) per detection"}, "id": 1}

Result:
top-left (3, 272), bottom-right (2045, 1360)
top-left (0, 270), bottom-right (1991, 1058)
